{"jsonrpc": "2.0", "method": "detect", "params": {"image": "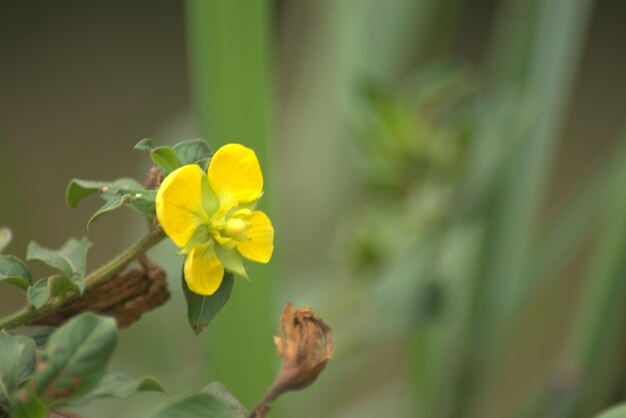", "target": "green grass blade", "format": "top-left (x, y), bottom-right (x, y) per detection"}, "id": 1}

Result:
top-left (185, 0), bottom-right (276, 407)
